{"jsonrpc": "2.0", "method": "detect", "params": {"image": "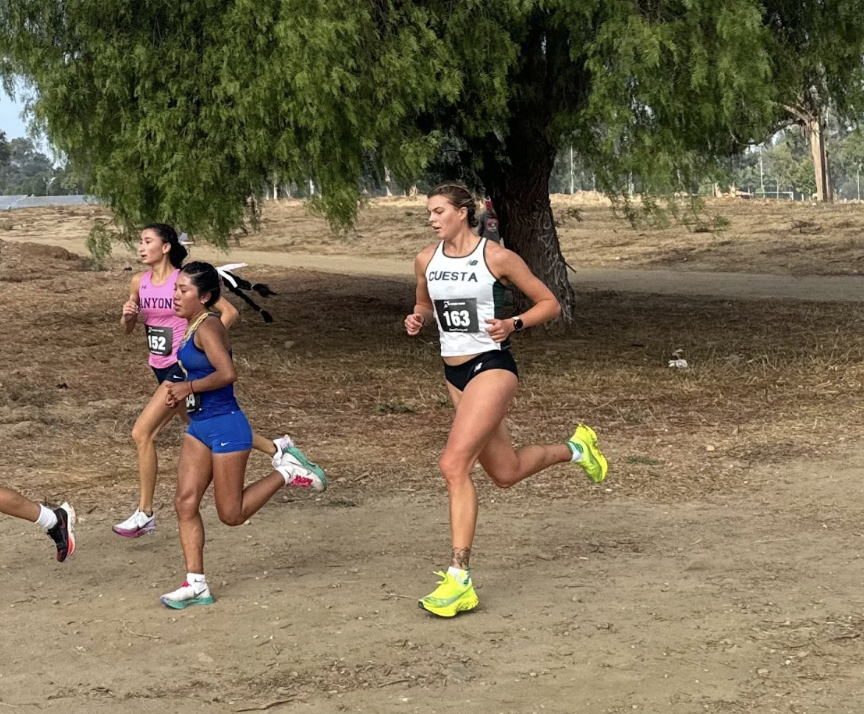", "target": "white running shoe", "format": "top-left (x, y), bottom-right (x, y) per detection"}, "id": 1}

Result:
top-left (271, 434), bottom-right (296, 470)
top-left (276, 444), bottom-right (327, 493)
top-left (160, 580), bottom-right (214, 610)
top-left (112, 509), bottom-right (156, 538)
